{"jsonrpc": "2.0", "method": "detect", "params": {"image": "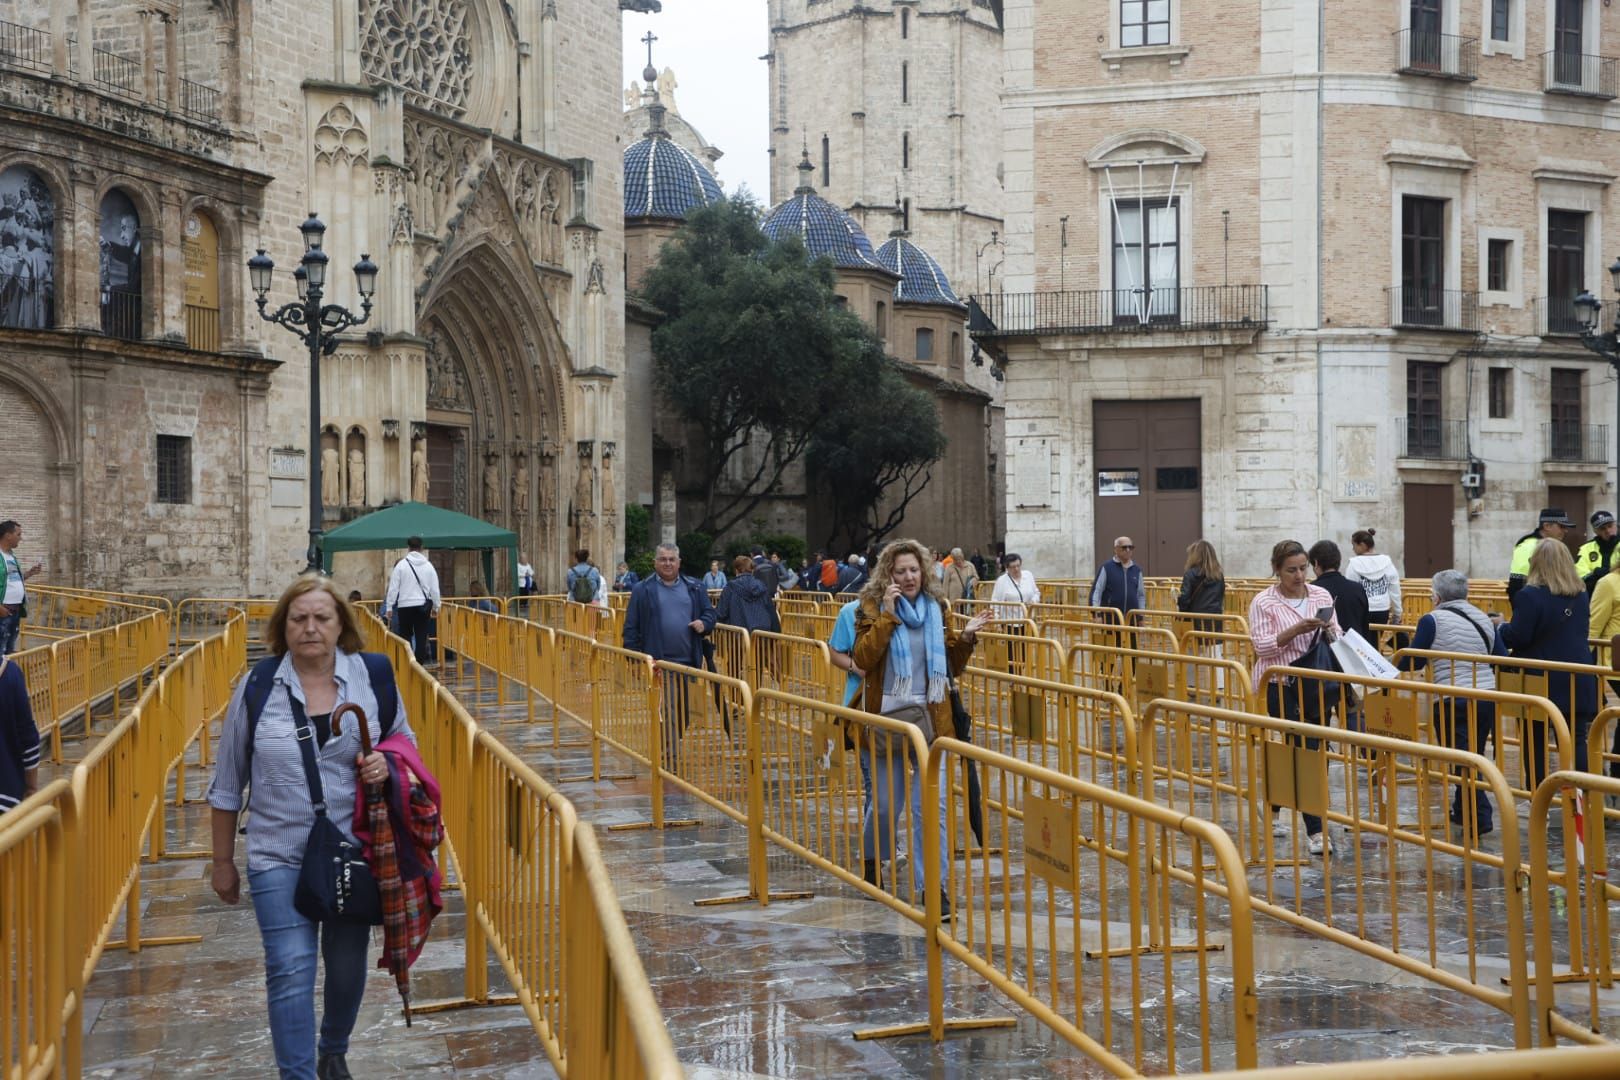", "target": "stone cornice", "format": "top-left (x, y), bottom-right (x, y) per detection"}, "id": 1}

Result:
top-left (0, 328), bottom-right (281, 378)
